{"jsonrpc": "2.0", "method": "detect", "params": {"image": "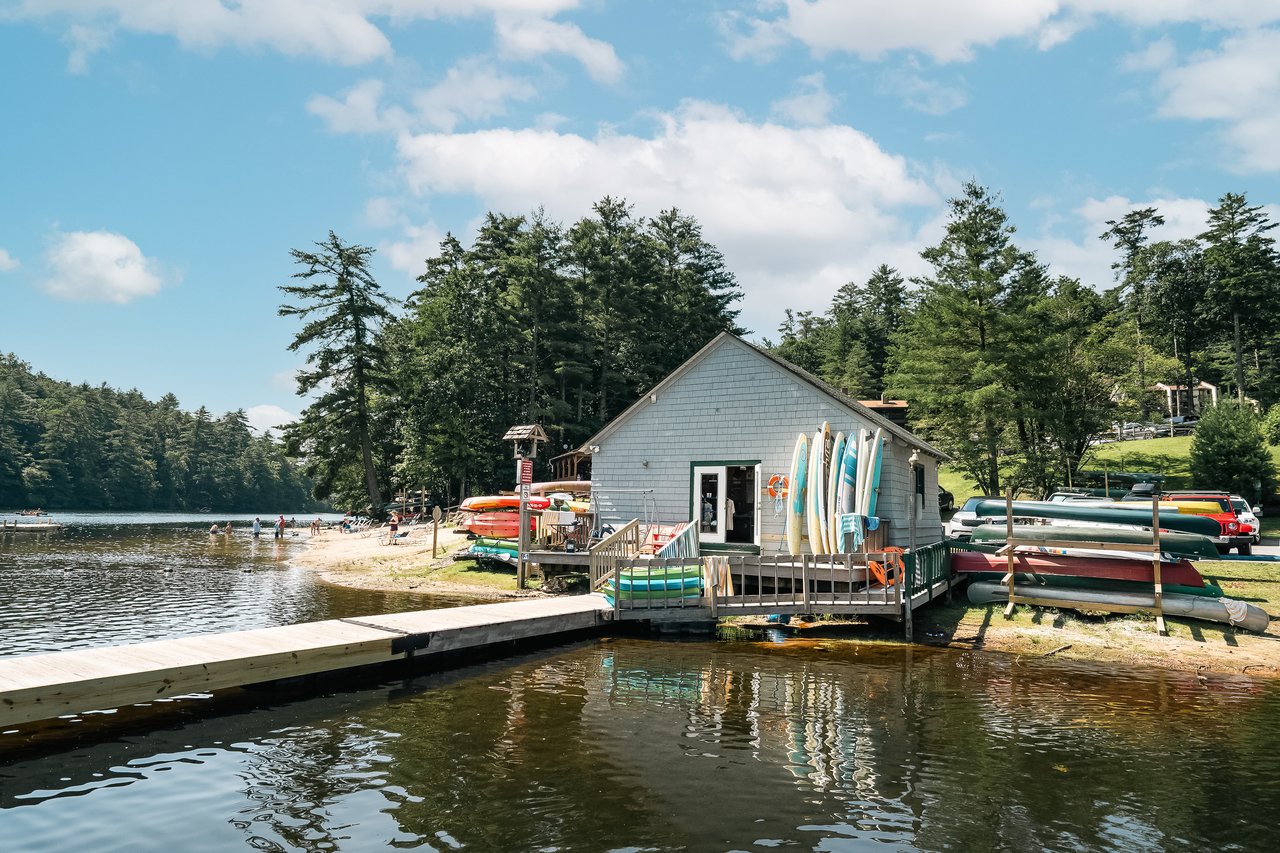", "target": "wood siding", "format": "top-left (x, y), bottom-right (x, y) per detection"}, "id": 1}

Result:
top-left (591, 337), bottom-right (944, 551)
